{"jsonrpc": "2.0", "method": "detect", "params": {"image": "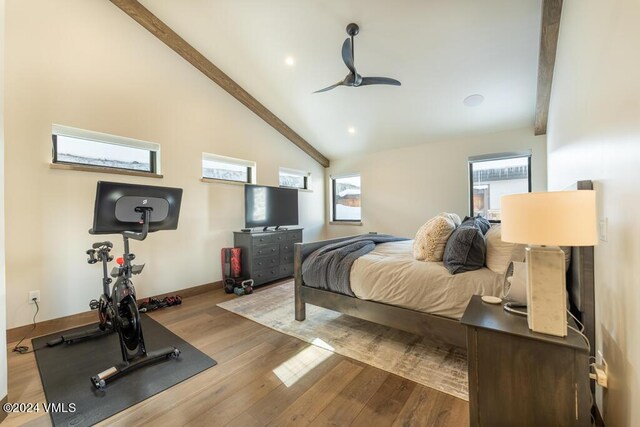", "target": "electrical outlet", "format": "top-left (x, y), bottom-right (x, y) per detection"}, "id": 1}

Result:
top-left (28, 290), bottom-right (40, 304)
